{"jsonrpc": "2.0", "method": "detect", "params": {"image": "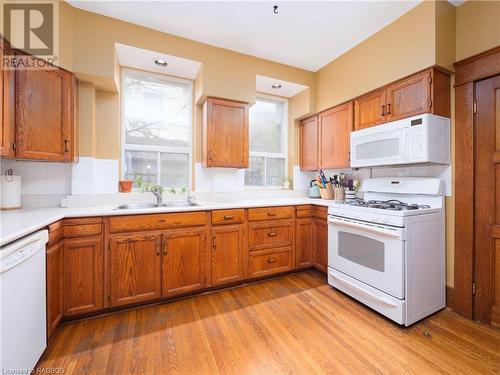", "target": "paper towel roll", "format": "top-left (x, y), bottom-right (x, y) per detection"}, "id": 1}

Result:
top-left (1, 175), bottom-right (22, 210)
